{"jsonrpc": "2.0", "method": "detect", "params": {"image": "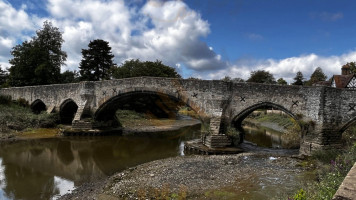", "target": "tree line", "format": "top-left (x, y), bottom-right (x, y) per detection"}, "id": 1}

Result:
top-left (0, 21), bottom-right (180, 87)
top-left (221, 64), bottom-right (356, 86)
top-left (0, 21), bottom-right (355, 88)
